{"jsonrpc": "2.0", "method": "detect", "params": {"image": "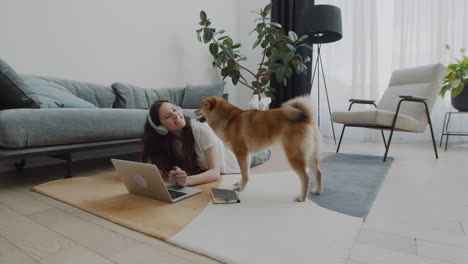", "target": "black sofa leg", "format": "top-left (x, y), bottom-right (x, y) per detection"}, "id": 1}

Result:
top-left (14, 159), bottom-right (26, 171)
top-left (65, 153), bottom-right (72, 178)
top-left (49, 153), bottom-right (73, 178)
